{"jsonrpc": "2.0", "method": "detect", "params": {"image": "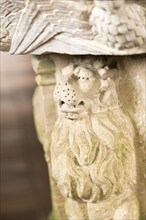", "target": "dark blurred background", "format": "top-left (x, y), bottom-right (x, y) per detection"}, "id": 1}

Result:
top-left (0, 52), bottom-right (52, 220)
